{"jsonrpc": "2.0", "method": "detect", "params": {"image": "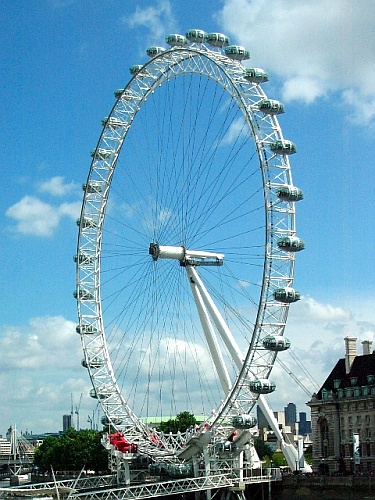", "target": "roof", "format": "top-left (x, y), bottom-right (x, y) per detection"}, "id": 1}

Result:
top-left (316, 352), bottom-right (375, 399)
